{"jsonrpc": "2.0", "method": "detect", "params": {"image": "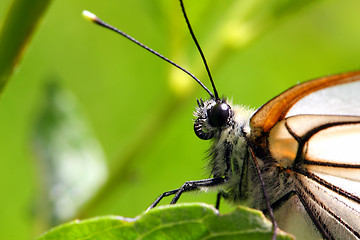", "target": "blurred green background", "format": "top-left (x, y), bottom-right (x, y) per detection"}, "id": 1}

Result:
top-left (0, 0), bottom-right (360, 239)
